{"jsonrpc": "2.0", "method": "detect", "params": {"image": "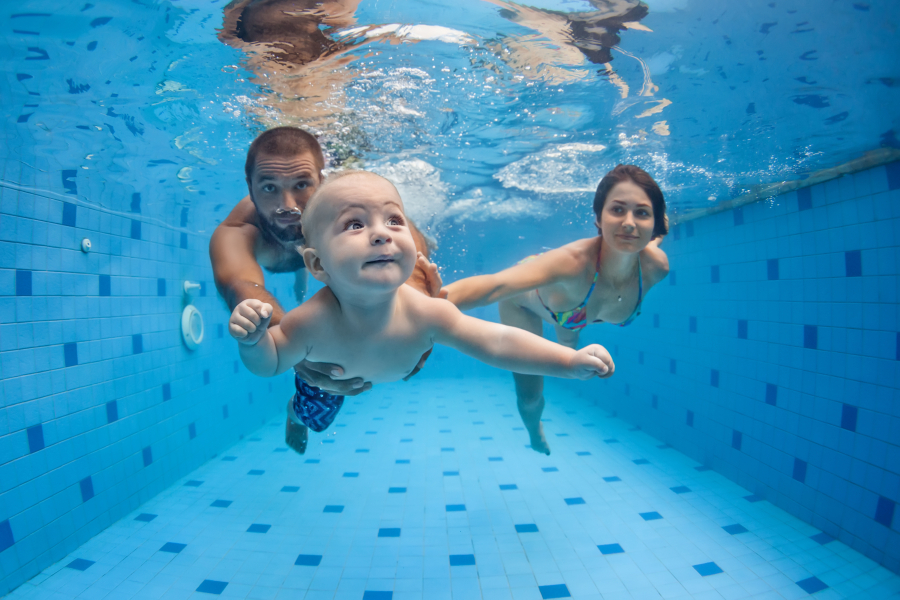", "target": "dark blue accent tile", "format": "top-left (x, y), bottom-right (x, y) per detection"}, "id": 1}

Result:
top-left (196, 580), bottom-right (228, 595)
top-left (135, 514), bottom-right (156, 522)
top-left (343, 472), bottom-right (358, 478)
top-left (184, 480), bottom-right (203, 487)
top-left (766, 383), bottom-right (777, 405)
top-left (362, 593), bottom-right (392, 600)
top-left (26, 424), bottom-right (44, 453)
top-left (710, 266), bottom-right (719, 284)
top-left (188, 423), bottom-right (196, 440)
top-left (67, 559), bottom-right (94, 571)
top-left (576, 451), bottom-right (591, 456)
top-left (793, 458), bottom-right (807, 483)
top-left (633, 459), bottom-right (650, 465)
top-left (685, 222), bottom-right (694, 237)
top-left (875, 496), bottom-right (895, 527)
top-left (639, 512), bottom-right (662, 521)
top-left (388, 487), bottom-right (406, 493)
top-left (17, 113), bottom-right (33, 123)
top-left (129, 219), bottom-right (141, 240)
top-left (841, 404), bottom-right (858, 431)
top-left (105, 401), bottom-right (118, 423)
top-left (449, 554), bottom-right (476, 566)
top-left (515, 524), bottom-right (538, 533)
top-left (564, 497), bottom-right (585, 506)
top-left (733, 207), bottom-right (743, 225)
top-left (689, 316), bottom-right (697, 332)
top-left (732, 431), bottom-right (742, 450)
top-left (248, 470), bottom-right (264, 475)
top-left (199, 281), bottom-right (206, 296)
top-left (247, 524), bottom-right (270, 533)
top-left (582, 423), bottom-right (594, 428)
top-left (295, 554), bottom-right (322, 566)
top-left (671, 486), bottom-right (691, 494)
top-left (796, 577), bottom-right (828, 594)
top-left (130, 192), bottom-right (141, 213)
top-left (670, 270), bottom-right (676, 285)
top-left (281, 486), bottom-right (300, 492)
top-left (488, 457), bottom-right (502, 462)
top-left (845, 250), bottom-right (862, 277)
top-left (670, 359), bottom-right (676, 374)
top-left (897, 333), bottom-right (900, 361)
top-left (64, 342), bottom-right (78, 367)
top-left (396, 460), bottom-right (410, 464)
top-left (305, 459), bottom-right (319, 464)
top-left (694, 562), bottom-right (723, 576)
top-left (798, 187), bottom-right (812, 211)
top-left (767, 258), bottom-right (779, 280)
top-left (80, 476), bottom-right (93, 502)
top-left (323, 505), bottom-right (343, 513)
top-left (378, 528), bottom-right (400, 537)
top-left (804, 325), bottom-right (817, 349)
top-left (99, 274), bottom-right (111, 296)
top-left (538, 584), bottom-right (571, 599)
top-left (723, 524), bottom-right (748, 535)
top-left (180, 232), bottom-right (188, 249)
top-left (142, 446), bottom-right (152, 467)
top-left (0, 520), bottom-right (14, 553)
top-left (446, 504), bottom-right (466, 512)
top-left (603, 476), bottom-right (621, 482)
top-left (132, 333), bottom-right (142, 354)
top-left (62, 202), bottom-right (76, 226)
top-left (210, 500), bottom-right (231, 508)
top-left (711, 369), bottom-right (719, 387)
top-left (204, 370), bottom-right (210, 385)
top-left (160, 542), bottom-right (186, 553)
top-left (494, 485), bottom-right (516, 492)
top-left (686, 410), bottom-right (693, 427)
top-left (157, 278), bottom-right (166, 296)
top-left (542, 467), bottom-right (558, 472)
top-left (737, 319), bottom-right (748, 339)
top-left (888, 162), bottom-right (900, 190)
top-left (162, 382), bottom-right (171, 401)
top-left (811, 532), bottom-right (834, 544)
top-left (598, 543), bottom-right (624, 554)
top-left (744, 494), bottom-right (763, 502)
top-left (652, 395), bottom-right (658, 409)
top-left (638, 351), bottom-right (644, 364)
